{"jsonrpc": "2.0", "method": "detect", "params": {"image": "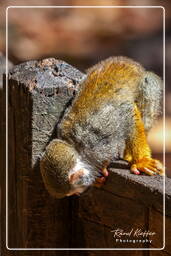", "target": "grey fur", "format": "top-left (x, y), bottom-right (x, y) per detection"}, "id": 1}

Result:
top-left (136, 71), bottom-right (163, 132)
top-left (59, 101), bottom-right (134, 170)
